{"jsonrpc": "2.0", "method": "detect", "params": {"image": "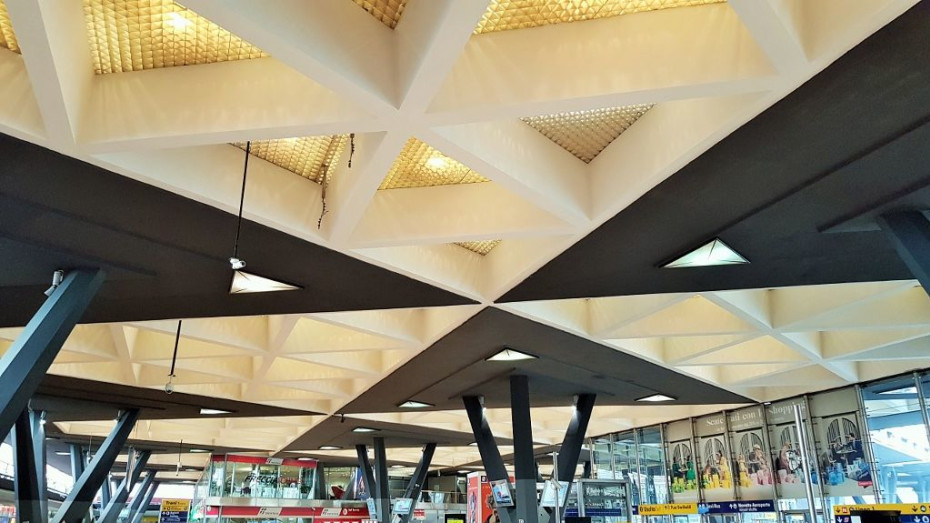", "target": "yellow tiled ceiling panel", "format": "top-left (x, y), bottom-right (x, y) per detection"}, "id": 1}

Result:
top-left (83, 0), bottom-right (269, 74)
top-left (0, 0), bottom-right (19, 54)
top-left (476, 0), bottom-right (725, 34)
top-left (233, 136), bottom-right (348, 185)
top-left (380, 138), bottom-right (489, 190)
top-left (522, 104), bottom-right (653, 163)
top-left (352, 0), bottom-right (408, 30)
top-left (454, 240), bottom-right (502, 256)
